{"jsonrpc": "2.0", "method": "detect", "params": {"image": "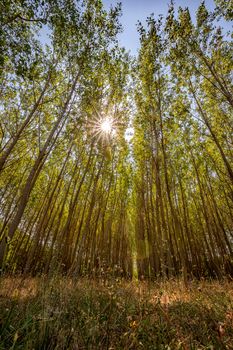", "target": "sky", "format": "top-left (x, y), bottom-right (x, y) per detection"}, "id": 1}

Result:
top-left (103, 0), bottom-right (232, 55)
top-left (39, 0), bottom-right (232, 55)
